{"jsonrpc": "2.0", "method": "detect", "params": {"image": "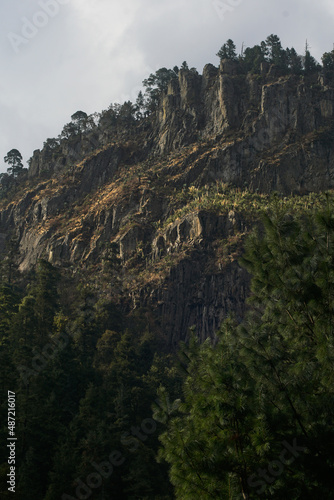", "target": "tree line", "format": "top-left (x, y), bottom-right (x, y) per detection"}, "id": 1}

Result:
top-left (2, 35), bottom-right (333, 199)
top-left (216, 35), bottom-right (324, 75)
